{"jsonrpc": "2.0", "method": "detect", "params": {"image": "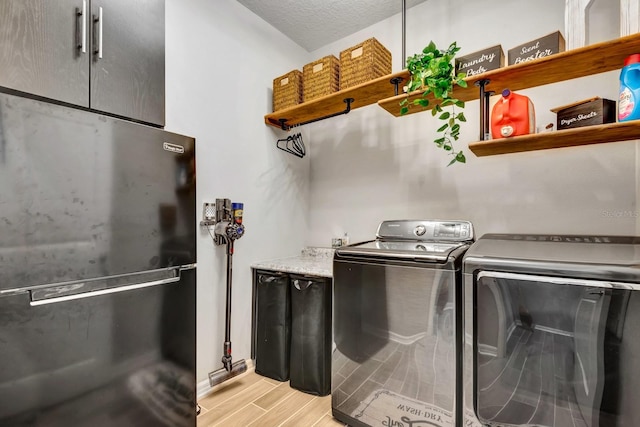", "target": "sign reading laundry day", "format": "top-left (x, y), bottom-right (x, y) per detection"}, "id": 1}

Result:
top-left (455, 45), bottom-right (505, 77)
top-left (508, 31), bottom-right (566, 65)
